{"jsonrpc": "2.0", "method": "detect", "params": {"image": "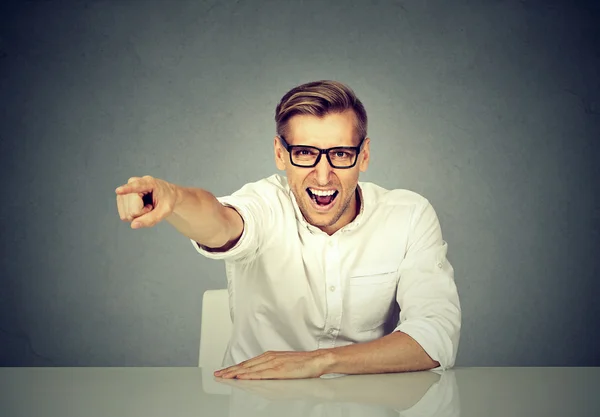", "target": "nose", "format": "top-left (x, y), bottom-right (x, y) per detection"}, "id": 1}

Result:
top-left (314, 154), bottom-right (334, 185)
